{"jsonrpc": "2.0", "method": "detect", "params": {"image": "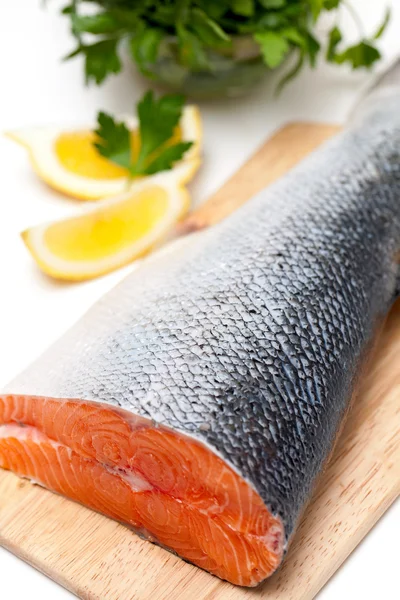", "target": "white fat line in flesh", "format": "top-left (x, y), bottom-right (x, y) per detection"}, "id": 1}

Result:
top-left (56, 444), bottom-right (77, 498)
top-left (52, 399), bottom-right (68, 445)
top-left (231, 470), bottom-right (246, 530)
top-left (35, 437), bottom-right (56, 489)
top-left (115, 469), bottom-right (153, 492)
top-left (0, 425), bottom-right (42, 484)
top-left (15, 423), bottom-right (58, 489)
top-left (0, 423), bottom-right (153, 493)
top-left (69, 443), bottom-right (87, 498)
top-left (242, 481), bottom-right (254, 534)
top-left (0, 440), bottom-right (45, 489)
top-left (194, 451), bottom-right (245, 523)
top-left (0, 423), bottom-right (50, 443)
top-left (215, 519), bottom-right (244, 587)
top-left (1, 396), bottom-right (12, 423)
top-left (23, 440), bottom-right (42, 485)
top-left (239, 531), bottom-right (253, 585)
top-left (212, 467), bottom-right (230, 512)
top-left (10, 395), bottom-right (26, 424)
top-left (41, 396), bottom-right (49, 441)
top-left (9, 395), bottom-right (30, 426)
top-left (63, 400), bottom-right (81, 451)
top-left (23, 395), bottom-right (29, 423)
